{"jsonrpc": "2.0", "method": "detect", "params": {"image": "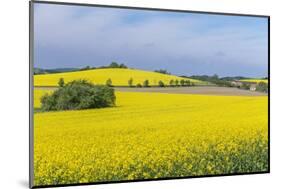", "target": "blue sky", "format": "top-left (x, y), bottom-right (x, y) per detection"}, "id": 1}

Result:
top-left (34, 3), bottom-right (268, 77)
